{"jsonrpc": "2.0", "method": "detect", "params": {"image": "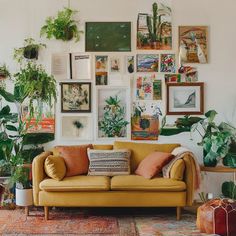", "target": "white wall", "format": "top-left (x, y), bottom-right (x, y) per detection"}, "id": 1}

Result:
top-left (1, 0), bottom-right (236, 198)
